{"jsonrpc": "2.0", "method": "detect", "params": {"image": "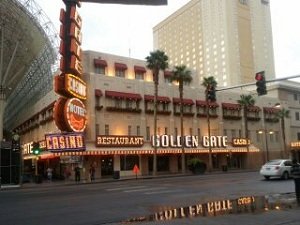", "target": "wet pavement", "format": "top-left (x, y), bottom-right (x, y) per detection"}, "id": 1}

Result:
top-left (1, 173), bottom-right (300, 225)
